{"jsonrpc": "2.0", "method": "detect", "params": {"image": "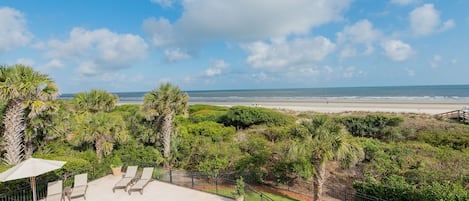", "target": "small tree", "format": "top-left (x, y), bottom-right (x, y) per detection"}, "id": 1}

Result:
top-left (234, 177), bottom-right (245, 201)
top-left (297, 116), bottom-right (364, 201)
top-left (70, 112), bottom-right (128, 160)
